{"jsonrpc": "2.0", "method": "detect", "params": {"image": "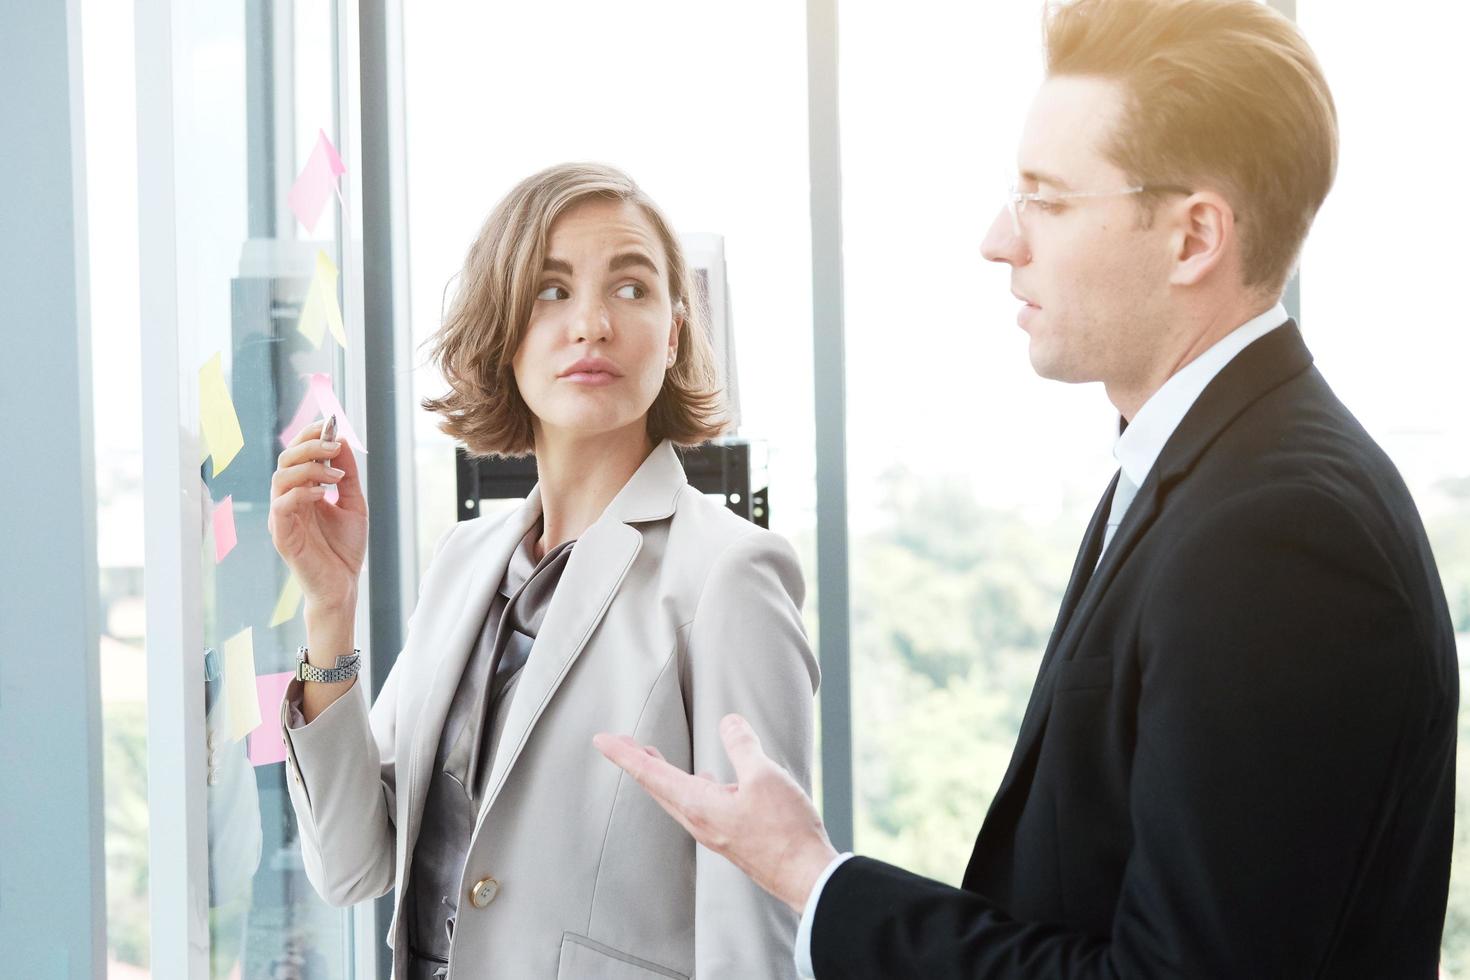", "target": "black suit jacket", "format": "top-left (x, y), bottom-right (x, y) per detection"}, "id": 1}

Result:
top-left (811, 324), bottom-right (1458, 978)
